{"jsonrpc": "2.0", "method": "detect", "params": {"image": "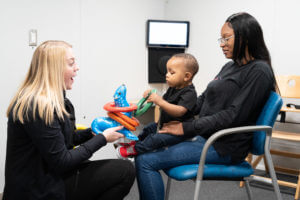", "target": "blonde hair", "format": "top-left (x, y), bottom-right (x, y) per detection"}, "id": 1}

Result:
top-left (172, 53), bottom-right (199, 78)
top-left (7, 40), bottom-right (72, 125)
